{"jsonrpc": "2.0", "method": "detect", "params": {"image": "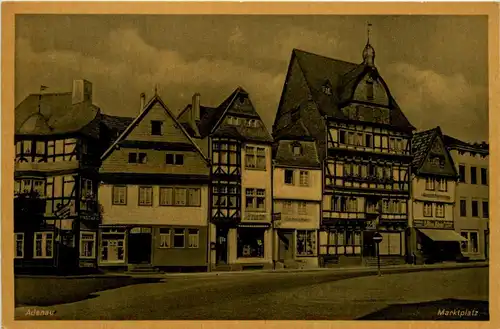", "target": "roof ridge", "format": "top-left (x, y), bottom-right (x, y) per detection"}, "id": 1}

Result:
top-left (293, 48), bottom-right (359, 66)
